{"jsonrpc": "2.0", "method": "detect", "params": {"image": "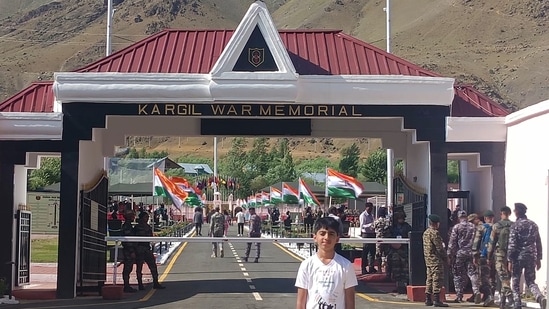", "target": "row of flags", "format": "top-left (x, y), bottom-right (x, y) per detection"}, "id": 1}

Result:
top-left (153, 167), bottom-right (365, 209)
top-left (235, 168), bottom-right (365, 208)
